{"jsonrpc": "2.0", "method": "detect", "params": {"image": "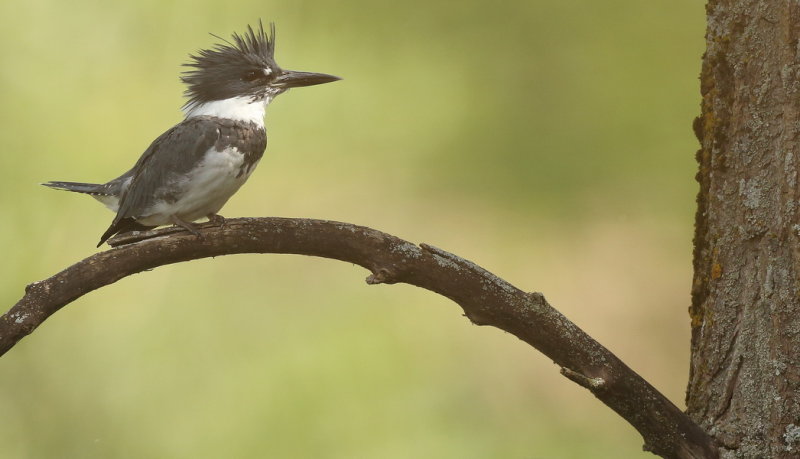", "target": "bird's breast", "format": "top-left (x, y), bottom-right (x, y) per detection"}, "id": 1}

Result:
top-left (212, 121), bottom-right (266, 175)
top-left (190, 146), bottom-right (255, 189)
top-left (138, 146), bottom-right (260, 225)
